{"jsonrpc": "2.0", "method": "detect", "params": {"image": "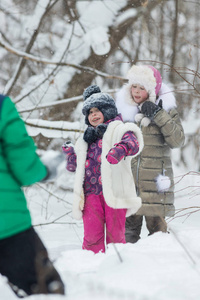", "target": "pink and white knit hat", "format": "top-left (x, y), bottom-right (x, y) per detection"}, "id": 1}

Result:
top-left (127, 65), bottom-right (162, 101)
